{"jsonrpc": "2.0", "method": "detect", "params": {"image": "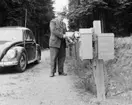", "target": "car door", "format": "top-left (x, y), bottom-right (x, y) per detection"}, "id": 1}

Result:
top-left (24, 30), bottom-right (36, 62)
